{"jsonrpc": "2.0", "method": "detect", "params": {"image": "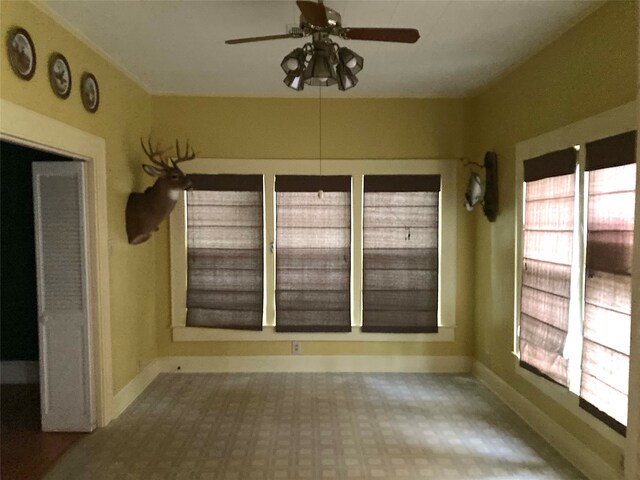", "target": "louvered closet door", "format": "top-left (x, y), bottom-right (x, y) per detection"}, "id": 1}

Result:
top-left (32, 162), bottom-right (94, 432)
